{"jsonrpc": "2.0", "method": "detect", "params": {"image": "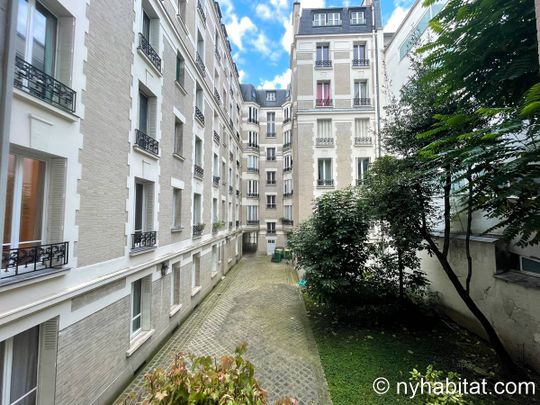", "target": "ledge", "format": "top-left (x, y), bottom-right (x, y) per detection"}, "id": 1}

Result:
top-left (172, 153), bottom-right (185, 162)
top-left (133, 145), bottom-right (159, 160)
top-left (176, 14), bottom-right (190, 36)
top-left (211, 271), bottom-right (218, 279)
top-left (13, 88), bottom-right (79, 122)
top-left (175, 80), bottom-right (187, 95)
top-left (191, 286), bottom-right (202, 297)
top-left (0, 266), bottom-right (70, 292)
top-left (171, 226), bottom-right (184, 233)
top-left (169, 304), bottom-right (183, 318)
top-left (126, 329), bottom-right (155, 357)
top-left (130, 246), bottom-right (157, 256)
top-left (136, 48), bottom-right (162, 77)
top-left (494, 271), bottom-right (540, 290)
